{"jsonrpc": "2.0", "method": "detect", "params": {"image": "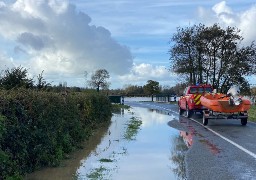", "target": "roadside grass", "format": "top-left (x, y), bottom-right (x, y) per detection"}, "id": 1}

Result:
top-left (249, 105), bottom-right (256, 122)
